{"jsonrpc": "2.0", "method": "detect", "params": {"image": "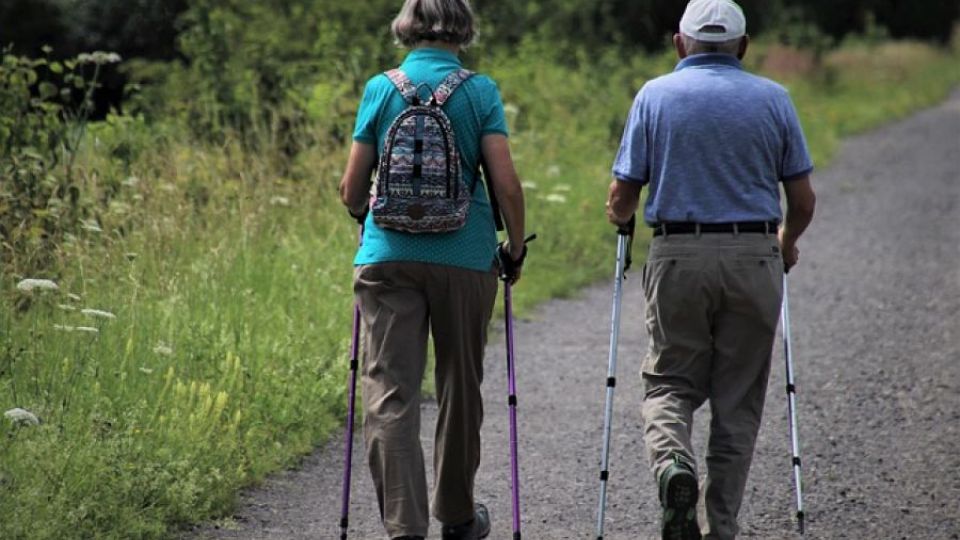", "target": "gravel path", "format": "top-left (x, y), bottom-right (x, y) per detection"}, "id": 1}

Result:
top-left (185, 90), bottom-right (960, 540)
